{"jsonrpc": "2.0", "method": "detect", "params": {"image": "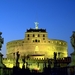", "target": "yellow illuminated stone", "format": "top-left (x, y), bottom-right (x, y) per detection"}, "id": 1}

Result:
top-left (3, 23), bottom-right (68, 69)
